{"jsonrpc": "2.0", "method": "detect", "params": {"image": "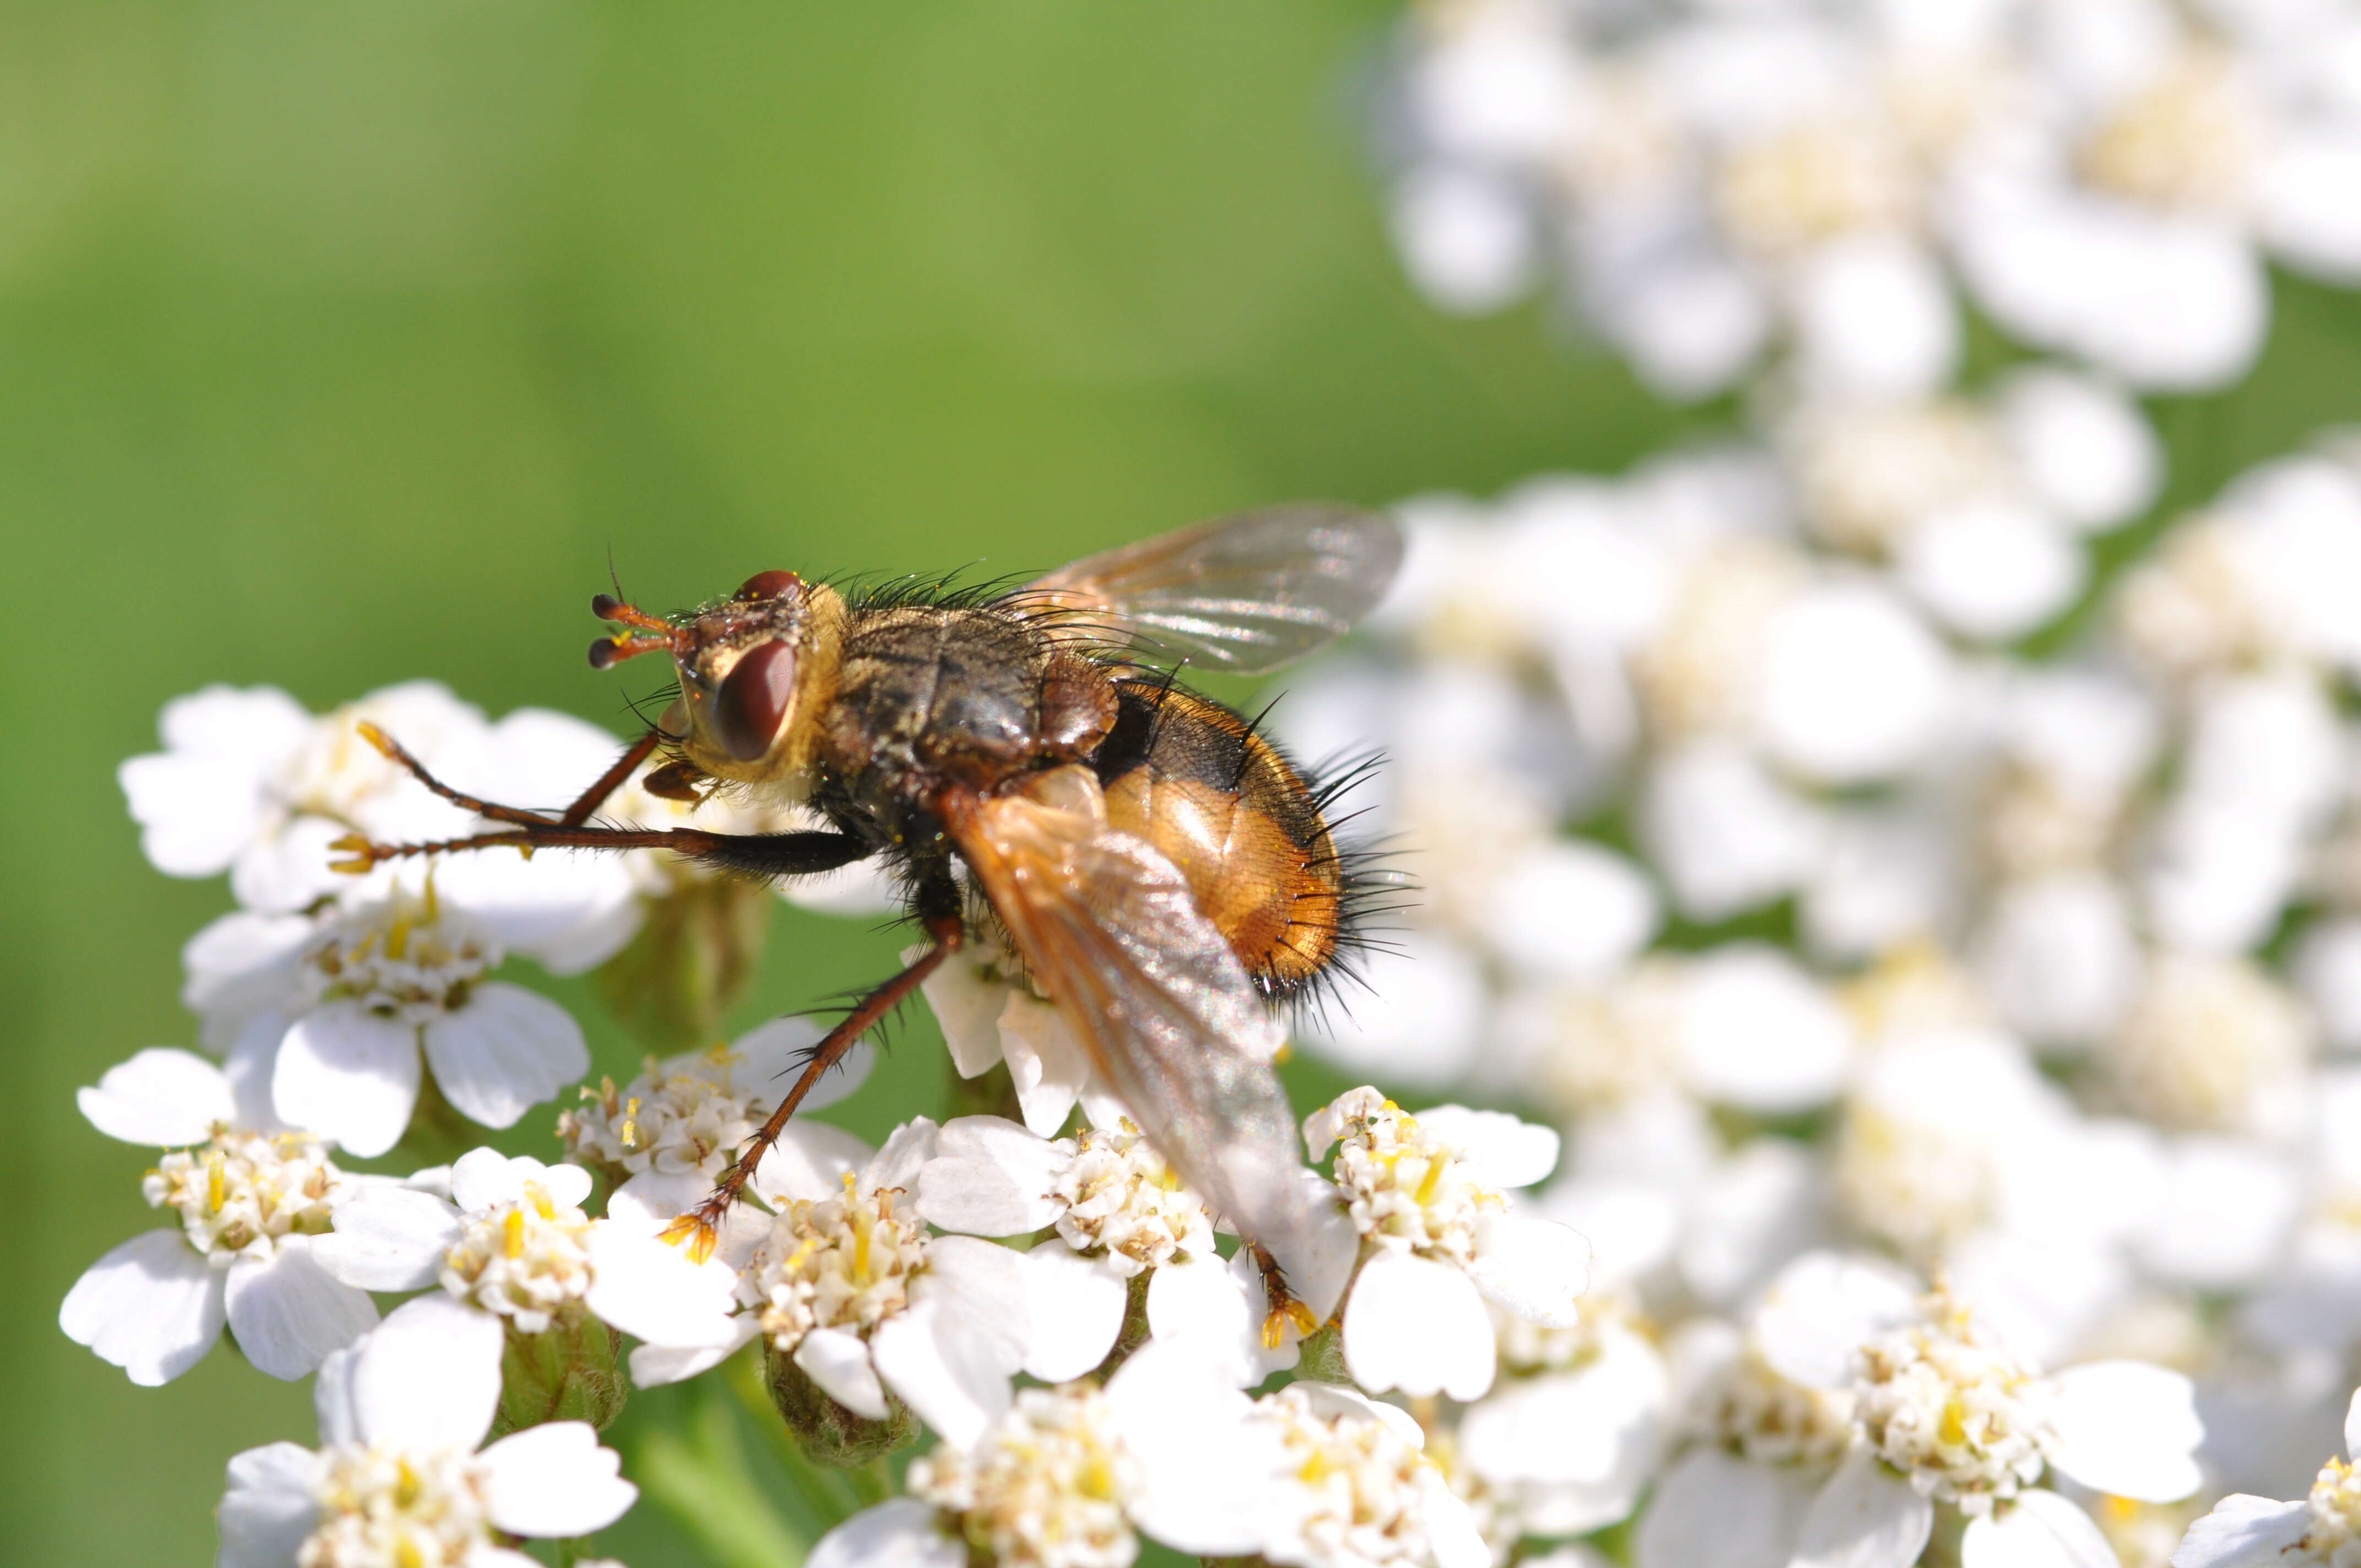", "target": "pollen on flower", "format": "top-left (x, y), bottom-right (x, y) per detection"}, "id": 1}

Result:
top-left (438, 1180), bottom-right (596, 1333)
top-left (1711, 119), bottom-right (1914, 258)
top-left (2076, 50), bottom-right (2256, 213)
top-left (749, 1174), bottom-right (929, 1351)
top-left (1049, 1122), bottom-right (1214, 1276)
top-left (2102, 953), bottom-right (2312, 1135)
top-left (908, 1384), bottom-right (1142, 1568)
top-left (1853, 1295), bottom-right (2054, 1515)
top-left (1695, 1343), bottom-right (1857, 1470)
top-left (1313, 1088), bottom-right (1503, 1265)
top-left (304, 886), bottom-right (494, 1025)
top-left (559, 1046), bottom-right (769, 1181)
top-left (1256, 1385), bottom-right (1452, 1568)
top-left (2299, 1457), bottom-right (2361, 1565)
top-left (146, 1128), bottom-right (342, 1263)
top-left (300, 1441), bottom-right (492, 1568)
